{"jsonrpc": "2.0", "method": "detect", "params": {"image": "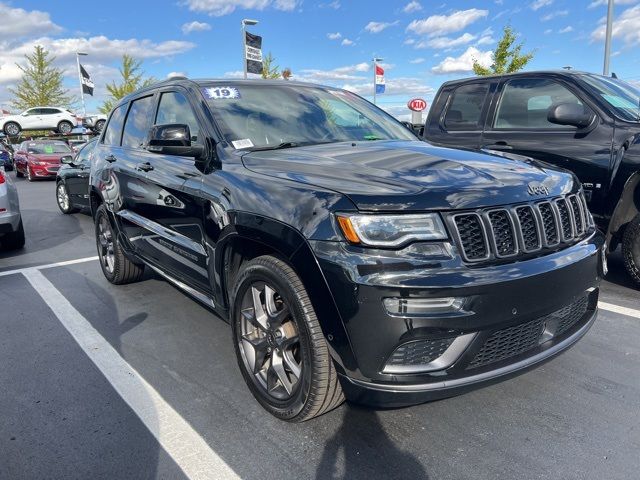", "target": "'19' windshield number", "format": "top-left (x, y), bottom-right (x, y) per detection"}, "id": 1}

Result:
top-left (203, 87), bottom-right (240, 100)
